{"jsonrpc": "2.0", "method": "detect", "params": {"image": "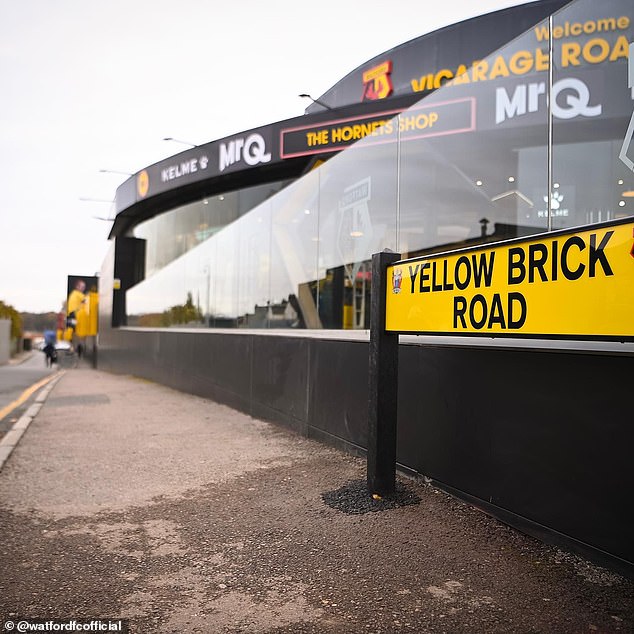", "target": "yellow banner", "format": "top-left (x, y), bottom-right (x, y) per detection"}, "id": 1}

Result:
top-left (386, 219), bottom-right (634, 340)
